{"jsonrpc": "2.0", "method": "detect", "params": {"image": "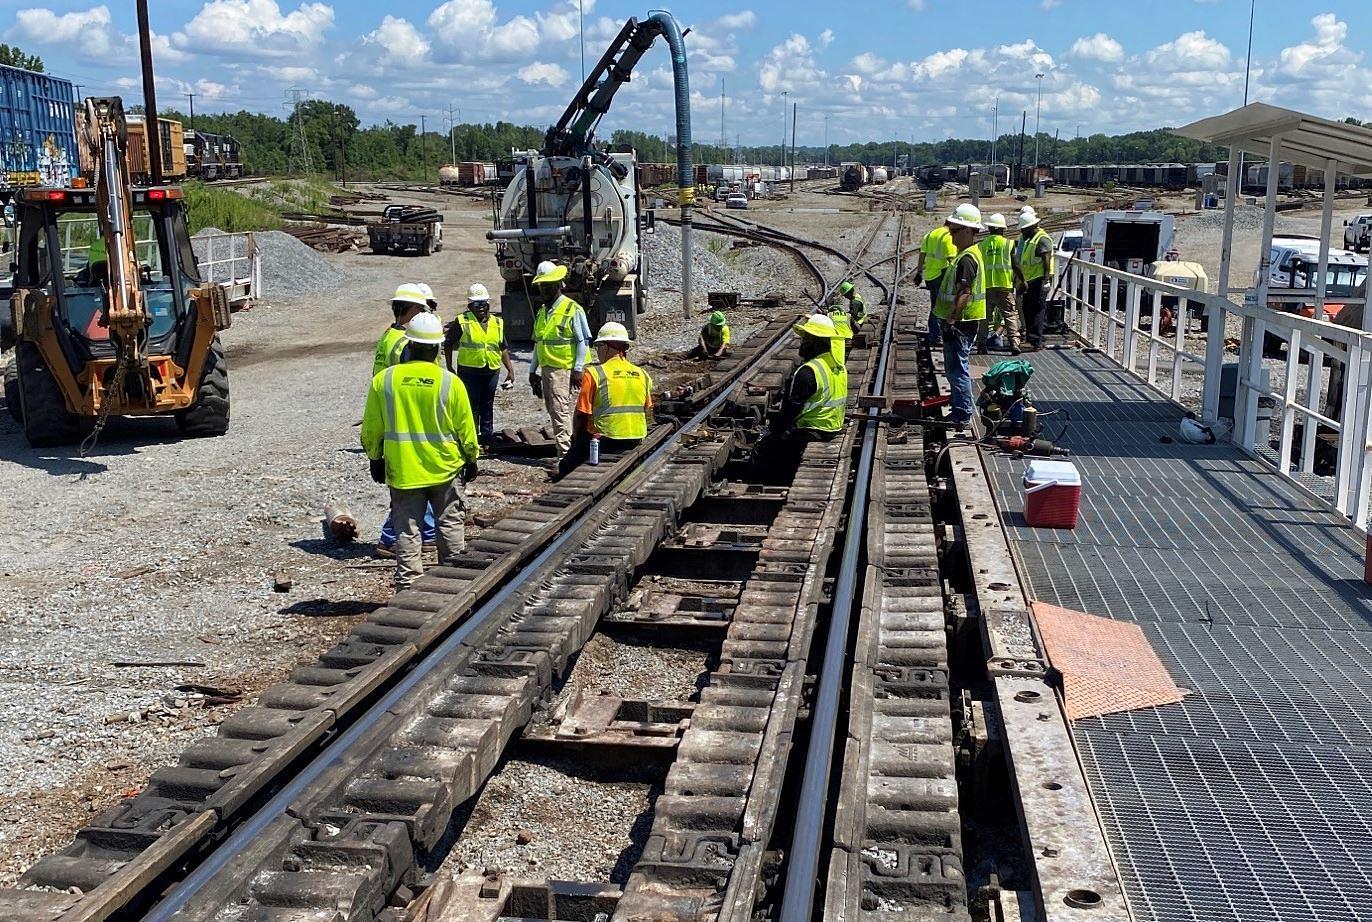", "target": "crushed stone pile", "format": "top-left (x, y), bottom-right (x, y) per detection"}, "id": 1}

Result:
top-left (193, 227), bottom-right (356, 299)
